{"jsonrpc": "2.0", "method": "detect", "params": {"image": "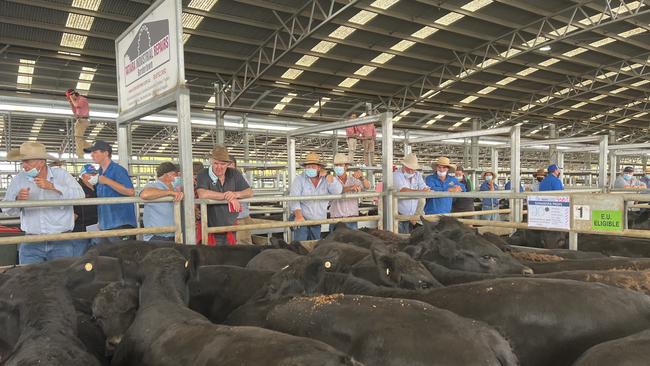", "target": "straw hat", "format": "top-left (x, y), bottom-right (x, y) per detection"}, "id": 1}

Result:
top-left (482, 171), bottom-right (496, 179)
top-left (209, 145), bottom-right (232, 162)
top-left (402, 153), bottom-right (420, 170)
top-left (533, 168), bottom-right (546, 178)
top-left (333, 153), bottom-right (350, 165)
top-left (7, 142), bottom-right (58, 161)
top-left (431, 156), bottom-right (456, 173)
top-left (645, 166), bottom-right (650, 174)
top-left (301, 152), bottom-right (325, 166)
